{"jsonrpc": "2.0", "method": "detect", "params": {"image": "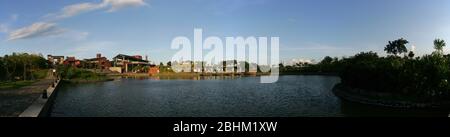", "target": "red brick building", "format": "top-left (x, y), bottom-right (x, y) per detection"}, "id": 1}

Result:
top-left (84, 53), bottom-right (112, 70)
top-left (63, 57), bottom-right (82, 67)
top-left (148, 66), bottom-right (160, 75)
